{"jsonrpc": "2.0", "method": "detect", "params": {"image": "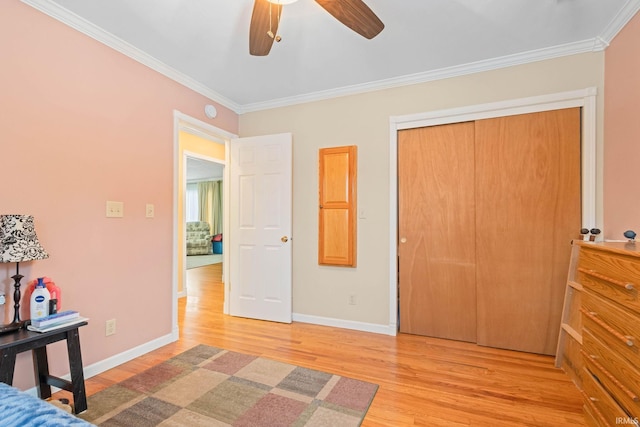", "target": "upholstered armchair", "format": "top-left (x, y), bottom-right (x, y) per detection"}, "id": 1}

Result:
top-left (186, 221), bottom-right (212, 255)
